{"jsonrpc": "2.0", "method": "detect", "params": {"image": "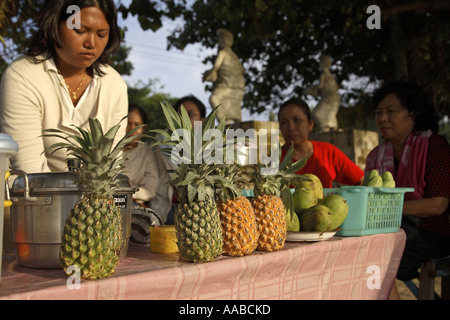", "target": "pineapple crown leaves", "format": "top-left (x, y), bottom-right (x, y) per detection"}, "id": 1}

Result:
top-left (171, 162), bottom-right (225, 203)
top-left (149, 101), bottom-right (226, 164)
top-left (253, 143), bottom-right (308, 197)
top-left (281, 187), bottom-right (296, 222)
top-left (43, 116), bottom-right (145, 194)
top-left (213, 165), bottom-right (246, 202)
